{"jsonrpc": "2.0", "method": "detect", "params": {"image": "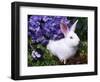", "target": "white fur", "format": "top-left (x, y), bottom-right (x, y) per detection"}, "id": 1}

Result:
top-left (47, 20), bottom-right (80, 64)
